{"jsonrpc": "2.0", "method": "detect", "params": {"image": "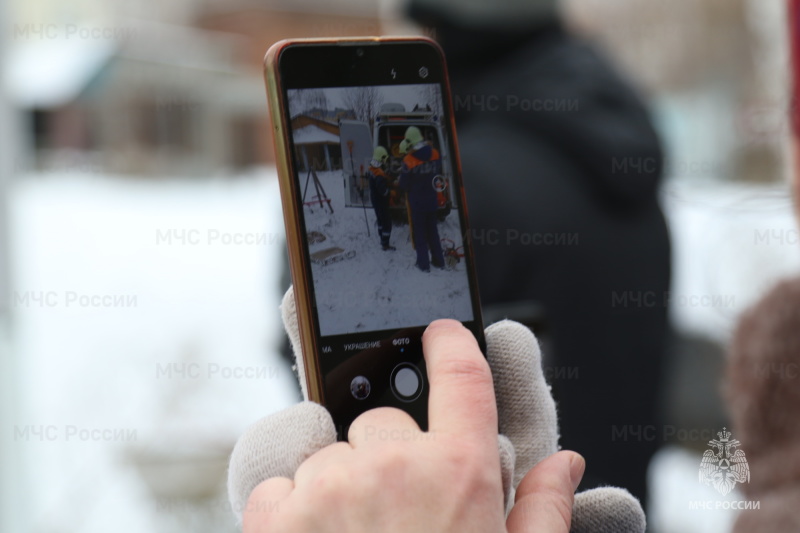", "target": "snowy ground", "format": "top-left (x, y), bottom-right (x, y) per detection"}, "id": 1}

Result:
top-left (304, 170), bottom-right (474, 336)
top-left (648, 446), bottom-right (742, 533)
top-left (661, 179), bottom-right (800, 343)
top-left (6, 169), bottom-right (298, 533)
top-left (649, 178), bottom-right (800, 533)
